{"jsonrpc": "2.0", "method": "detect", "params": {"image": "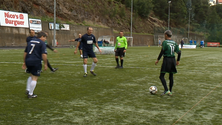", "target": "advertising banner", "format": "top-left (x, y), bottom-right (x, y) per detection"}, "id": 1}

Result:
top-left (179, 44), bottom-right (196, 49)
top-left (49, 23), bottom-right (59, 30)
top-left (207, 42), bottom-right (220, 47)
top-left (29, 18), bottom-right (42, 32)
top-left (0, 10), bottom-right (29, 28)
top-left (61, 24), bottom-right (70, 30)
